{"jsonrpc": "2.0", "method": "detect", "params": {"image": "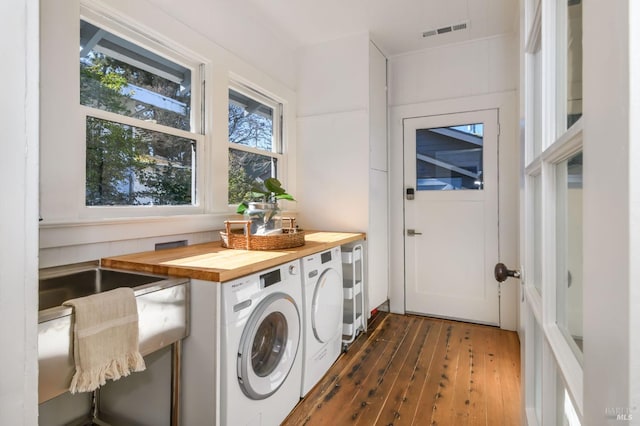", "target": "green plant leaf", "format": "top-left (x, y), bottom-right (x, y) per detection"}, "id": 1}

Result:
top-left (275, 193), bottom-right (295, 201)
top-left (236, 202), bottom-right (248, 214)
top-left (264, 177), bottom-right (286, 195)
